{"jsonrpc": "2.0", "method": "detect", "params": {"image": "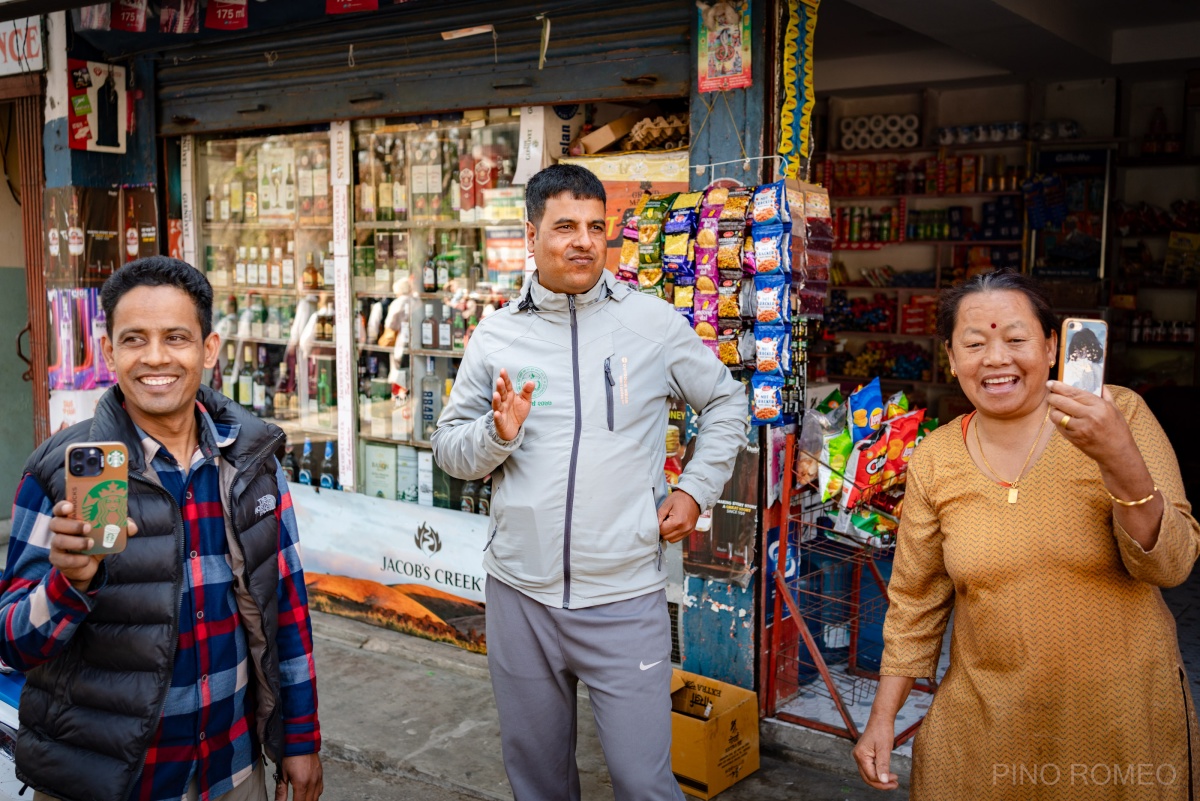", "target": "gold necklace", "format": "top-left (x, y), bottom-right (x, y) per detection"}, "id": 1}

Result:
top-left (973, 405), bottom-right (1051, 504)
